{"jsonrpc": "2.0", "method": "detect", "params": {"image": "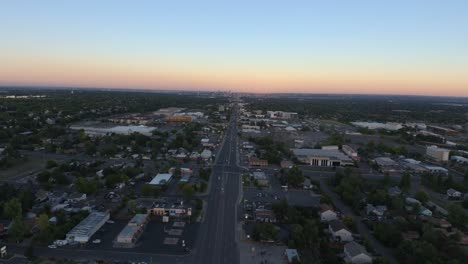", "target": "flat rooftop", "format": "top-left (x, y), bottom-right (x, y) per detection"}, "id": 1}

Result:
top-left (291, 148), bottom-right (351, 161)
top-left (67, 211), bottom-right (109, 238)
top-left (149, 173), bottom-right (173, 185)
